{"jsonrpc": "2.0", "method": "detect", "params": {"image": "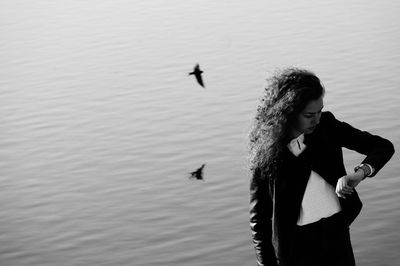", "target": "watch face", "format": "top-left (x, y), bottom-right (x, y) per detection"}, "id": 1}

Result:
top-left (362, 165), bottom-right (370, 176)
top-left (355, 164), bottom-right (368, 178)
